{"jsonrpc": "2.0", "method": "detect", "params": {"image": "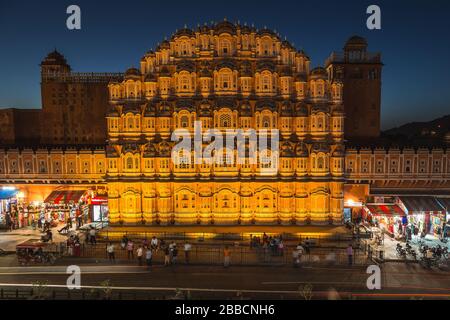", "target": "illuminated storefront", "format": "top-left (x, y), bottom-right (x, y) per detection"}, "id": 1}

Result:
top-left (398, 196), bottom-right (445, 237)
top-left (363, 203), bottom-right (406, 237)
